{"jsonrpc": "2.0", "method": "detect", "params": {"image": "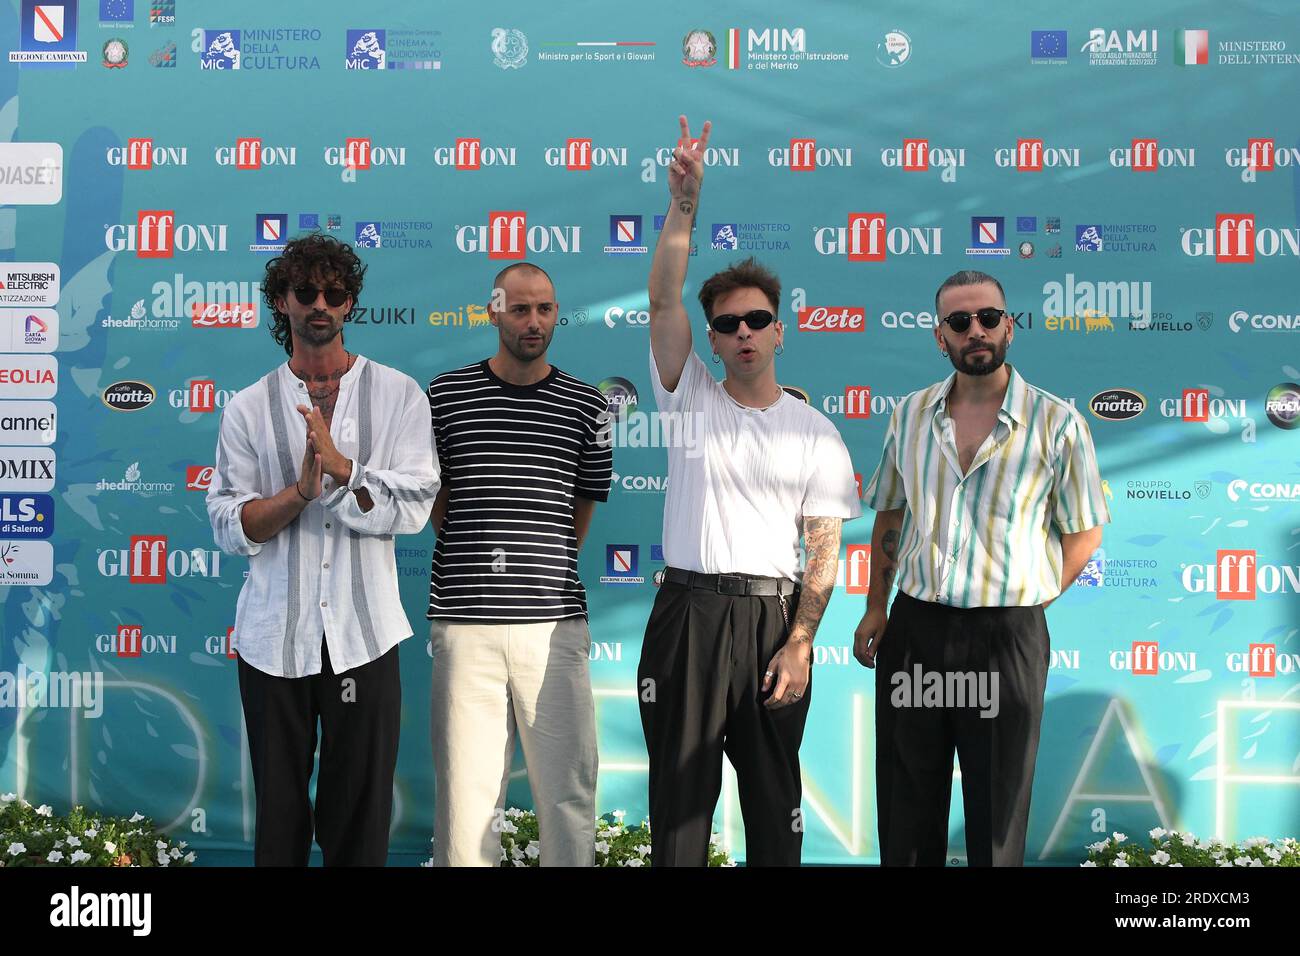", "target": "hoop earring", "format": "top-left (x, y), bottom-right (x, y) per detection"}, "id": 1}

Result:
top-left (775, 344), bottom-right (784, 355)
